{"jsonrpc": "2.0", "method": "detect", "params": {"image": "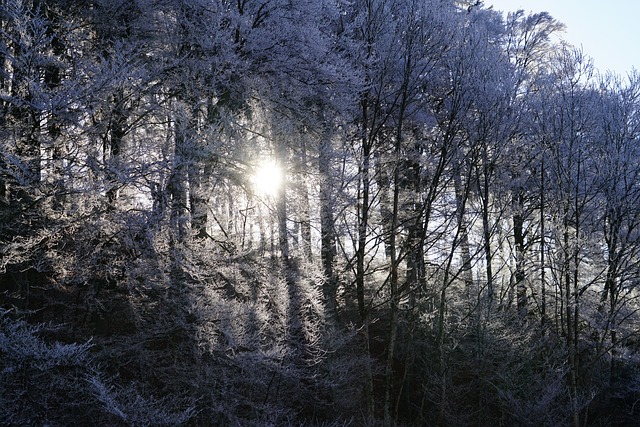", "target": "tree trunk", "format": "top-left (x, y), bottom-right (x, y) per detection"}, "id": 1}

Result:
top-left (540, 159), bottom-right (546, 328)
top-left (453, 166), bottom-right (474, 296)
top-left (169, 114), bottom-right (191, 243)
top-left (43, 17), bottom-right (65, 209)
top-left (319, 136), bottom-right (338, 320)
top-left (477, 147), bottom-right (494, 309)
top-left (167, 112), bottom-right (191, 296)
top-left (513, 190), bottom-right (527, 317)
top-left (105, 89), bottom-right (127, 207)
top-left (356, 98), bottom-right (375, 424)
top-left (405, 140), bottom-right (427, 295)
top-left (375, 145), bottom-right (393, 260)
top-left (384, 90), bottom-right (407, 427)
top-left (190, 161), bottom-right (213, 239)
top-left (276, 140), bottom-right (289, 262)
top-left (299, 140), bottom-right (313, 260)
